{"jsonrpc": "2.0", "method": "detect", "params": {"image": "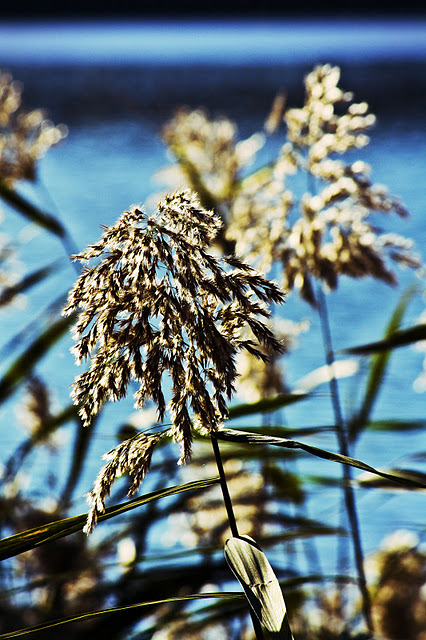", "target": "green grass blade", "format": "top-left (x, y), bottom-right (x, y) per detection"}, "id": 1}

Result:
top-left (217, 428), bottom-right (426, 490)
top-left (0, 262), bottom-right (60, 308)
top-left (0, 180), bottom-right (66, 238)
top-left (347, 285), bottom-right (419, 442)
top-left (342, 323), bottom-right (426, 355)
top-left (60, 413), bottom-right (98, 504)
top-left (0, 592), bottom-right (243, 638)
top-left (228, 392), bottom-right (308, 420)
top-left (0, 313), bottom-right (75, 404)
top-left (0, 477), bottom-right (219, 561)
top-left (0, 405), bottom-right (80, 486)
top-left (357, 467), bottom-right (426, 490)
top-left (366, 418), bottom-right (426, 432)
